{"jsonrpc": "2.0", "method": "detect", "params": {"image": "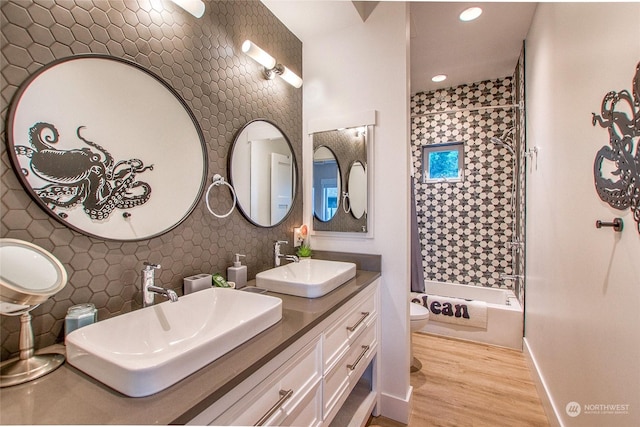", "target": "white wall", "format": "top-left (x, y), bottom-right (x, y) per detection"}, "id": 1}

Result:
top-left (525, 3), bottom-right (640, 426)
top-left (302, 2), bottom-right (412, 422)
